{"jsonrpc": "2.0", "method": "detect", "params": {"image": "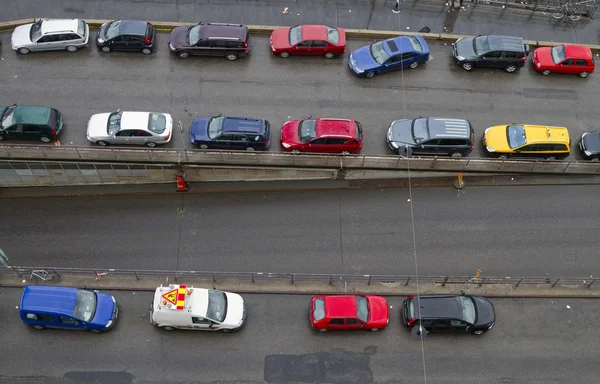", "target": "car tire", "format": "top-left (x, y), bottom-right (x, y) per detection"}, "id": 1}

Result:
top-left (89, 328), bottom-right (103, 334)
top-left (199, 144), bottom-right (209, 149)
top-left (319, 328), bottom-right (328, 332)
top-left (142, 48), bottom-right (152, 55)
top-left (221, 328), bottom-right (233, 333)
top-left (145, 142), bottom-right (158, 148)
top-left (324, 52), bottom-right (335, 59)
top-left (365, 71), bottom-right (375, 78)
top-left (32, 325), bottom-right (45, 330)
top-left (291, 149), bottom-right (301, 154)
top-left (40, 136), bottom-right (51, 143)
top-left (409, 61), bottom-right (419, 69)
top-left (225, 53), bottom-right (239, 61)
top-left (370, 328), bottom-right (380, 332)
top-left (545, 155), bottom-right (557, 160)
top-left (18, 47), bottom-right (31, 55)
top-left (497, 154), bottom-right (509, 159)
top-left (450, 152), bottom-right (464, 158)
top-left (461, 62), bottom-right (474, 71)
top-left (579, 71), bottom-right (589, 78)
top-left (161, 326), bottom-right (174, 331)
top-left (505, 64), bottom-right (518, 73)
top-left (0, 136), bottom-right (4, 141)
top-left (472, 329), bottom-right (486, 335)
top-left (178, 51), bottom-right (190, 59)
top-left (66, 45), bottom-right (78, 52)
top-left (101, 46), bottom-right (111, 53)
top-left (246, 146), bottom-right (255, 151)
top-left (96, 140), bottom-right (110, 146)
top-left (541, 69), bottom-right (551, 76)
top-left (279, 51), bottom-right (290, 58)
